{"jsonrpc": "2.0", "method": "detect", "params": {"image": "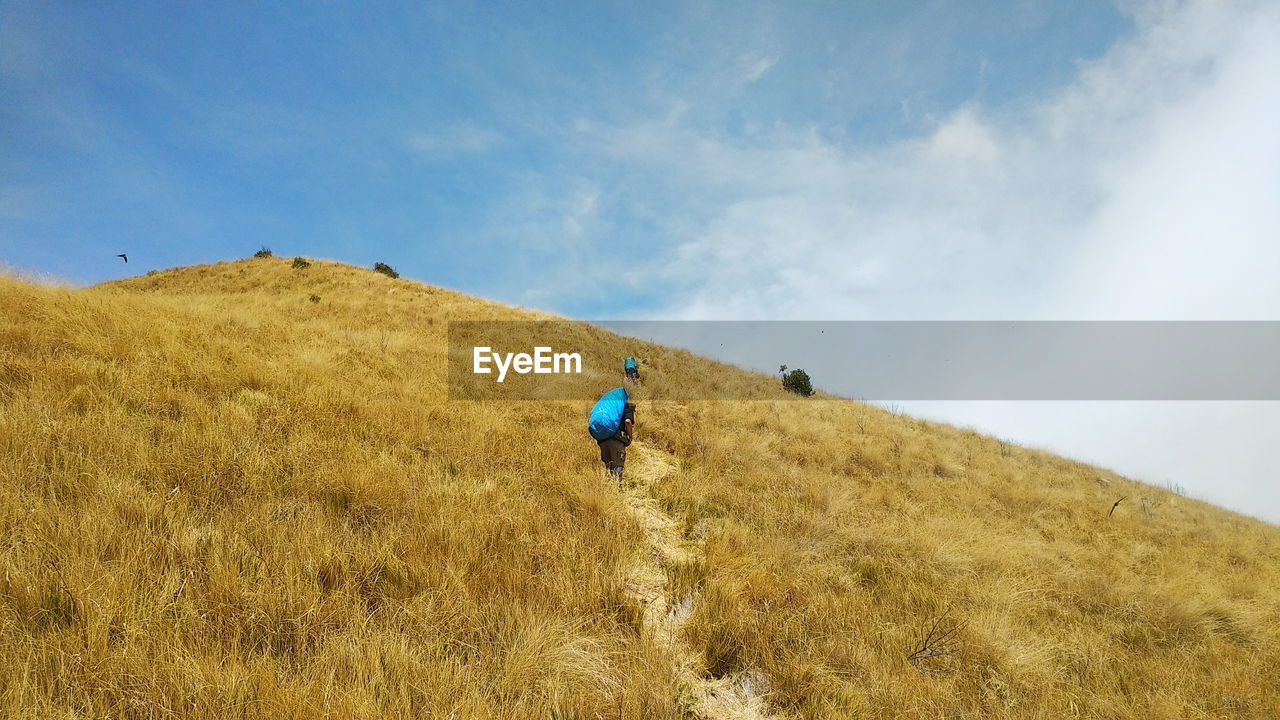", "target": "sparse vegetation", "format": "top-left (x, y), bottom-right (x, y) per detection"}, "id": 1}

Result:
top-left (309, 294), bottom-right (320, 303)
top-left (781, 367), bottom-right (814, 396)
top-left (292, 257), bottom-right (311, 269)
top-left (253, 247), bottom-right (273, 258)
top-left (1, 260), bottom-right (1278, 718)
top-left (373, 261), bottom-right (399, 279)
